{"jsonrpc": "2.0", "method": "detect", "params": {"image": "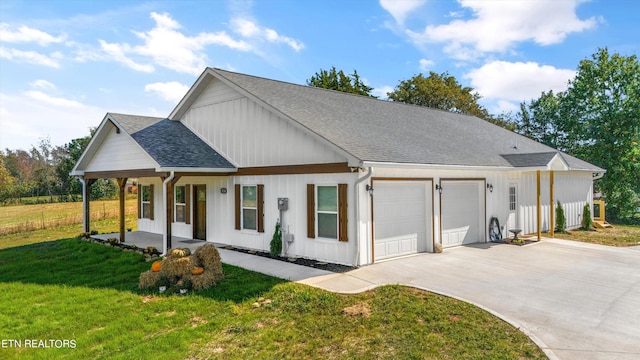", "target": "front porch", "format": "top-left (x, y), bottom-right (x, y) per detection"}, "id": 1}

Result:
top-left (93, 231), bottom-right (208, 253)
